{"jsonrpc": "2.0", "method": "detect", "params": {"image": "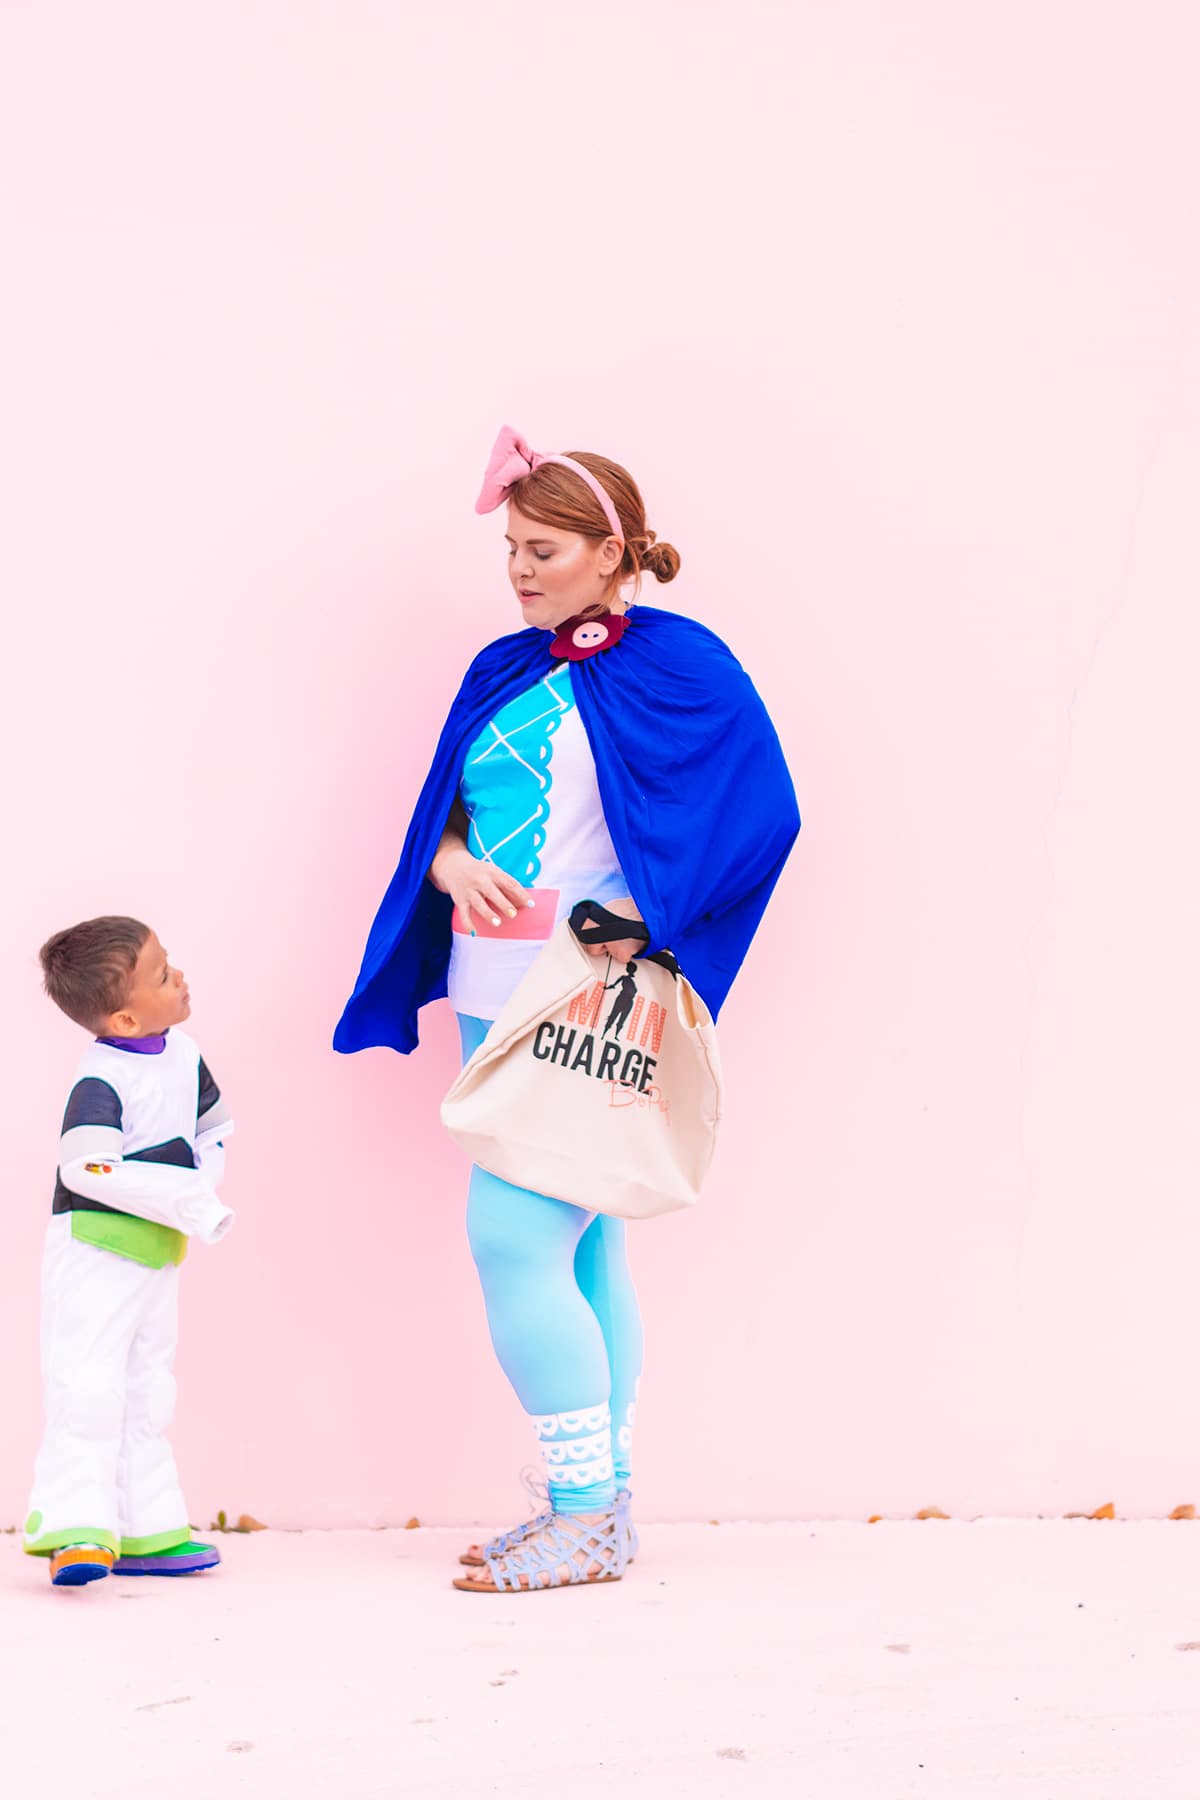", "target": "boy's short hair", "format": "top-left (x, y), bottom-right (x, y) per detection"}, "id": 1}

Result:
top-left (39, 916), bottom-right (151, 1031)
